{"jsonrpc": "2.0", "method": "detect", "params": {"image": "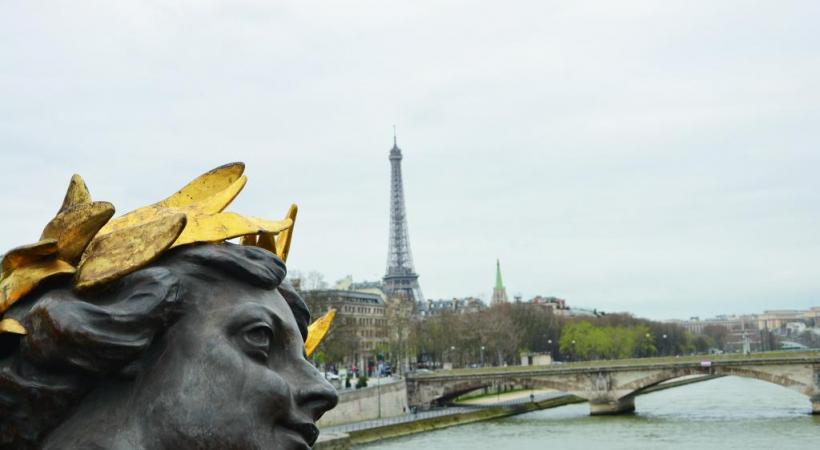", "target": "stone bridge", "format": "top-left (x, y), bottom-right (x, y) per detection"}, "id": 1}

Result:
top-left (406, 353), bottom-right (820, 415)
